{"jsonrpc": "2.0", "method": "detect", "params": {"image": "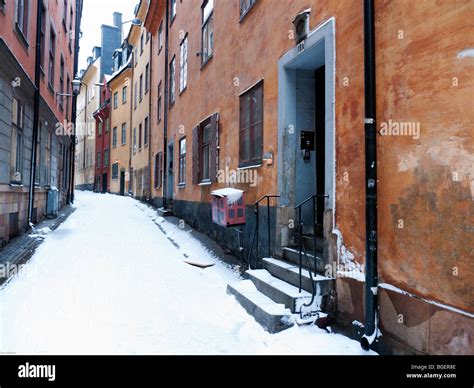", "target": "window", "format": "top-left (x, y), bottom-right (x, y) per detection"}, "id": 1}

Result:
top-left (144, 117), bottom-right (149, 146)
top-left (201, 122), bottom-right (211, 181)
top-left (154, 152), bottom-right (163, 189)
top-left (179, 137), bottom-right (186, 185)
top-left (113, 92), bottom-right (118, 109)
top-left (157, 81), bottom-right (162, 122)
top-left (66, 74), bottom-right (70, 119)
top-left (105, 117), bottom-right (110, 132)
top-left (145, 63), bottom-right (150, 93)
top-left (69, 7), bottom-right (73, 32)
top-left (133, 127), bottom-right (137, 154)
top-left (15, 0), bottom-right (29, 38)
top-left (240, 0), bottom-right (256, 18)
top-left (192, 113), bottom-right (219, 184)
top-left (97, 121), bottom-right (102, 136)
top-left (158, 23), bottom-right (163, 53)
top-left (139, 74), bottom-right (143, 101)
top-left (112, 163), bottom-right (119, 180)
top-left (97, 151), bottom-right (101, 167)
top-left (239, 81), bottom-right (263, 166)
top-left (63, 0), bottom-right (68, 29)
top-left (134, 82), bottom-right (138, 109)
top-left (45, 130), bottom-right (52, 185)
top-left (49, 27), bottom-right (56, 89)
top-left (179, 35), bottom-right (188, 93)
top-left (122, 86), bottom-right (127, 104)
top-left (201, 0), bottom-right (214, 65)
top-left (40, 5), bottom-right (46, 69)
top-left (59, 57), bottom-right (64, 110)
top-left (10, 98), bottom-right (24, 183)
top-left (140, 33), bottom-right (144, 54)
top-left (112, 127), bottom-right (117, 148)
top-left (138, 123), bottom-right (142, 149)
top-left (121, 123), bottom-right (127, 145)
top-left (104, 149), bottom-right (109, 168)
top-left (170, 0), bottom-right (176, 21)
top-left (35, 124), bottom-right (42, 185)
top-left (169, 56), bottom-right (175, 105)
